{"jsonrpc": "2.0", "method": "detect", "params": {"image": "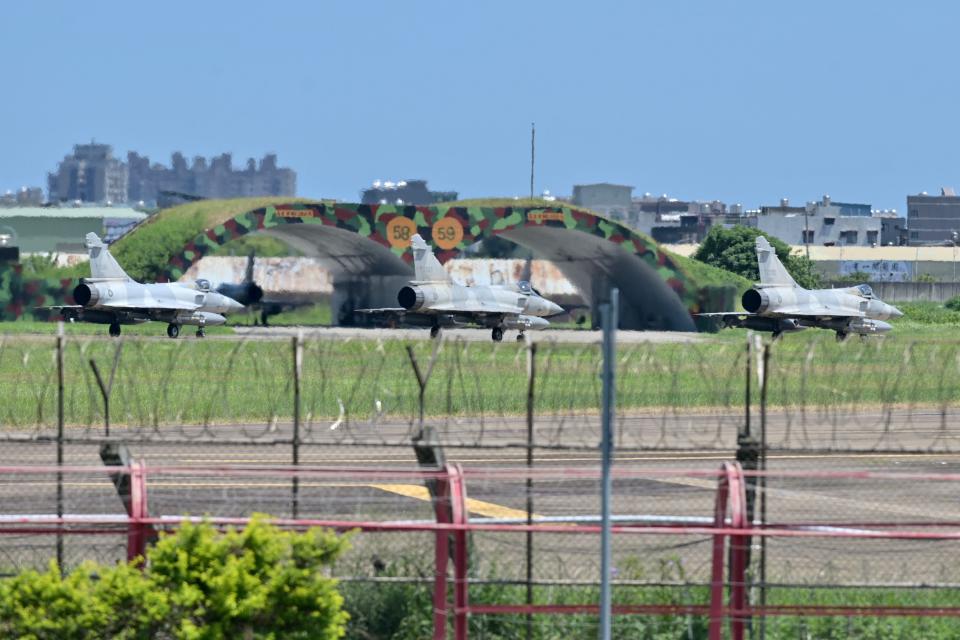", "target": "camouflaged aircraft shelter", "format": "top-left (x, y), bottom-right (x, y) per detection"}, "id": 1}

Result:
top-left (152, 202), bottom-right (735, 332)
